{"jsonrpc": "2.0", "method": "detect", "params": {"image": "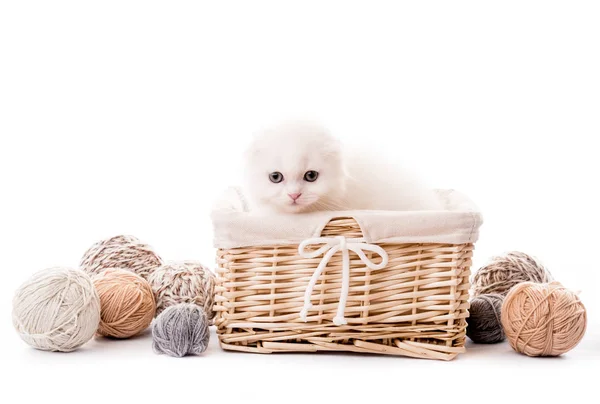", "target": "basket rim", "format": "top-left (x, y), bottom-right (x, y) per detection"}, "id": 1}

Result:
top-left (212, 189), bottom-right (482, 249)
